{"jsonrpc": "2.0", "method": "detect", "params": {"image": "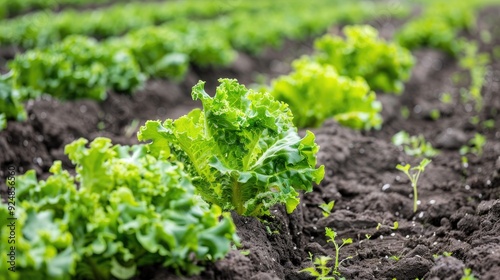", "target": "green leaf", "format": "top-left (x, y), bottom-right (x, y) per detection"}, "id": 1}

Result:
top-left (299, 267), bottom-right (321, 277)
top-left (110, 258), bottom-right (137, 280)
top-left (396, 164), bottom-right (410, 173)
